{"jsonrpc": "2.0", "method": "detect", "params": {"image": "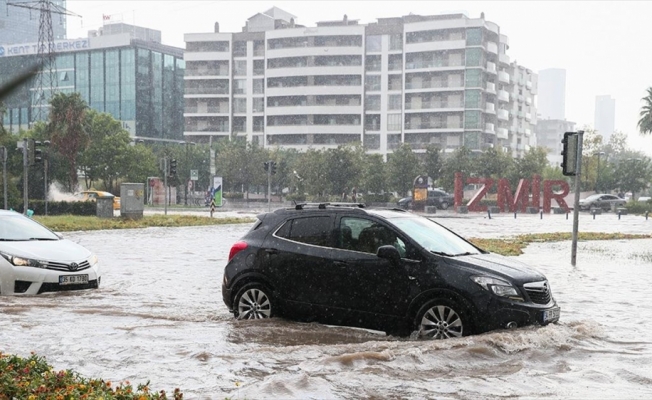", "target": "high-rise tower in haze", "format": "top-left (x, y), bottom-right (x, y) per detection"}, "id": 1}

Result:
top-left (537, 68), bottom-right (566, 120)
top-left (0, 0), bottom-right (67, 45)
top-left (594, 95), bottom-right (616, 143)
